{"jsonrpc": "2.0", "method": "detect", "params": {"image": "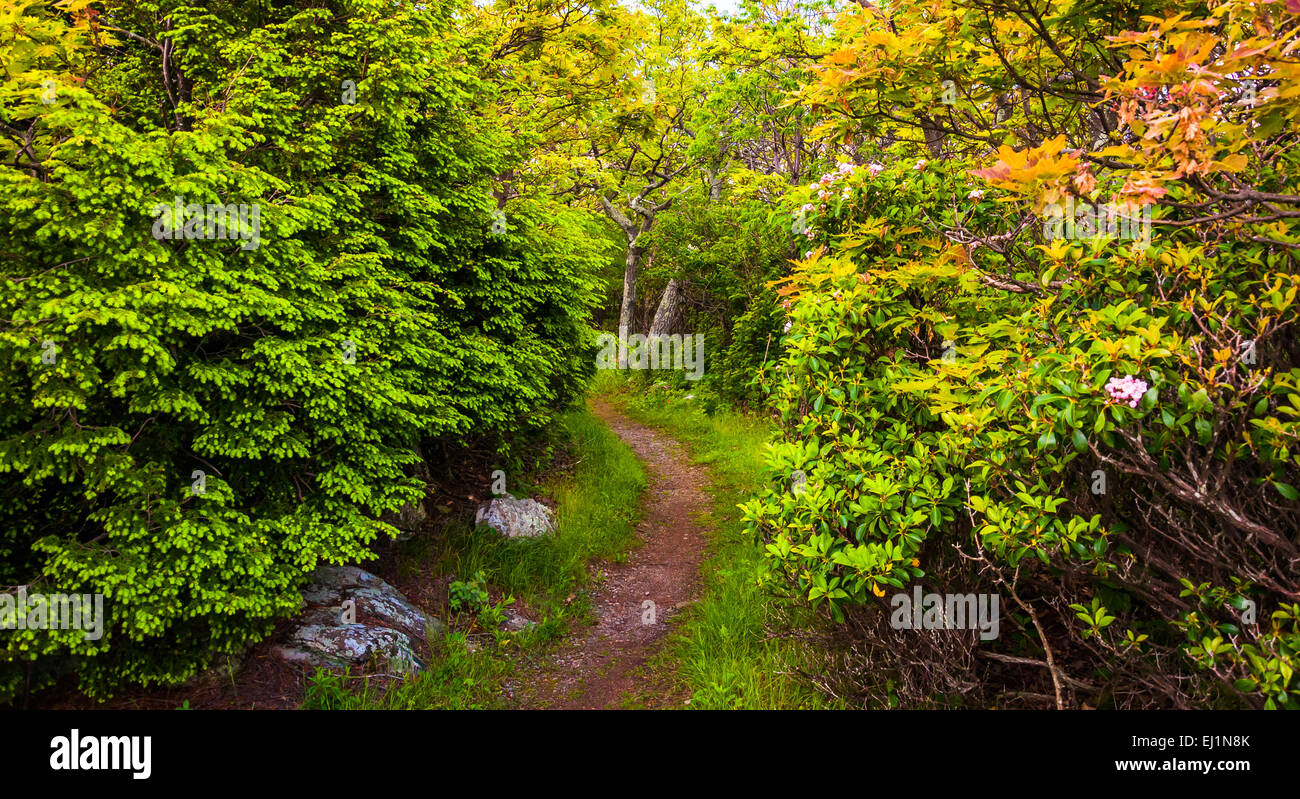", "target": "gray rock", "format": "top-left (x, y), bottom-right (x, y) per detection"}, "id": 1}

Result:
top-left (275, 624), bottom-right (422, 674)
top-left (297, 606), bottom-right (345, 627)
top-left (349, 585), bottom-right (444, 638)
top-left (475, 494), bottom-right (556, 538)
top-left (501, 607), bottom-right (536, 632)
top-left (381, 499), bottom-right (427, 542)
top-left (301, 565), bottom-right (391, 604)
top-left (275, 565), bottom-right (442, 675)
top-left (380, 446), bottom-right (432, 539)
